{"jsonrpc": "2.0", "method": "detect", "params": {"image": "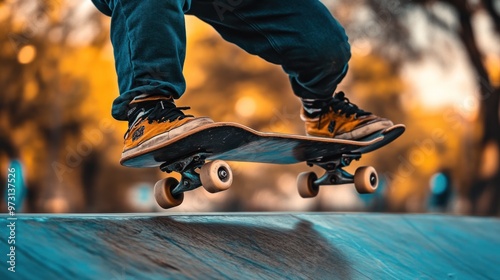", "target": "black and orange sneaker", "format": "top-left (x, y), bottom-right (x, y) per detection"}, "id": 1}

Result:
top-left (301, 92), bottom-right (393, 140)
top-left (121, 95), bottom-right (213, 162)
